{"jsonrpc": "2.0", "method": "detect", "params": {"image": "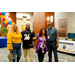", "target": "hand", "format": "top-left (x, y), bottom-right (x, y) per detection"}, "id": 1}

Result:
top-left (56, 43), bottom-right (59, 48)
top-left (46, 42), bottom-right (47, 44)
top-left (9, 49), bottom-right (12, 54)
top-left (32, 37), bottom-right (36, 40)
